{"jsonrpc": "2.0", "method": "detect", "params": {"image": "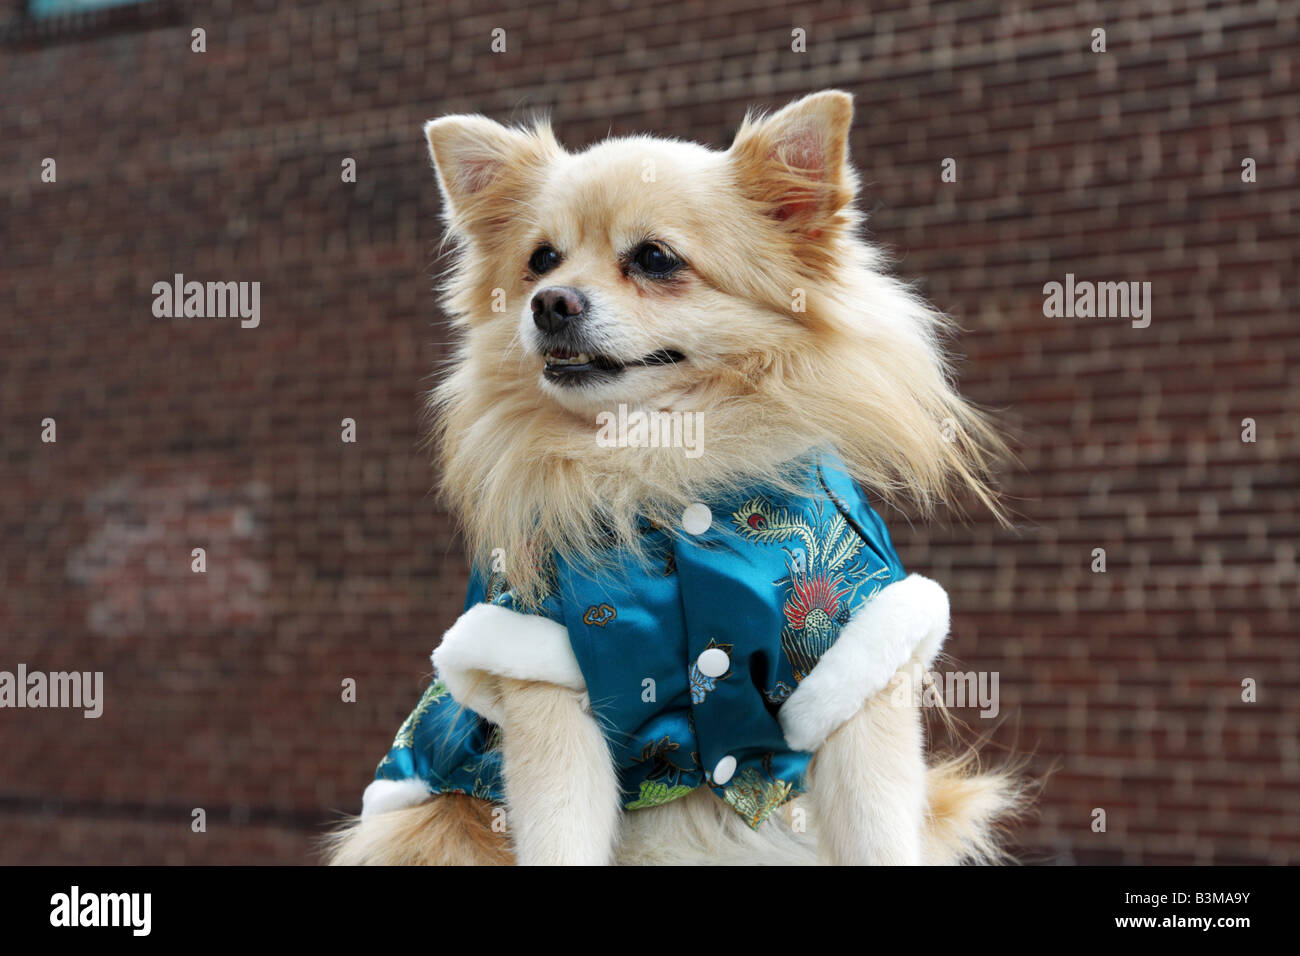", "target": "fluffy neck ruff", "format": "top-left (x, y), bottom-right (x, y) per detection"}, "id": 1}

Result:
top-left (430, 261), bottom-right (1004, 603)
